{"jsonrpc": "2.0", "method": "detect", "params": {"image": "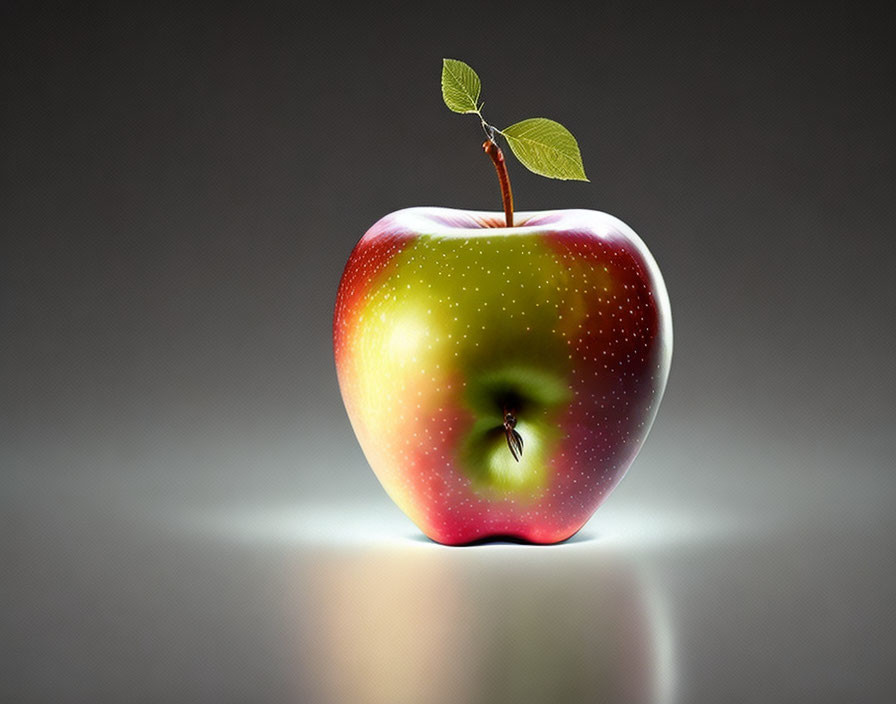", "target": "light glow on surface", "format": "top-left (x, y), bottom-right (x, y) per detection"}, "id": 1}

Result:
top-left (179, 500), bottom-right (744, 551)
top-left (174, 500), bottom-right (693, 704)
